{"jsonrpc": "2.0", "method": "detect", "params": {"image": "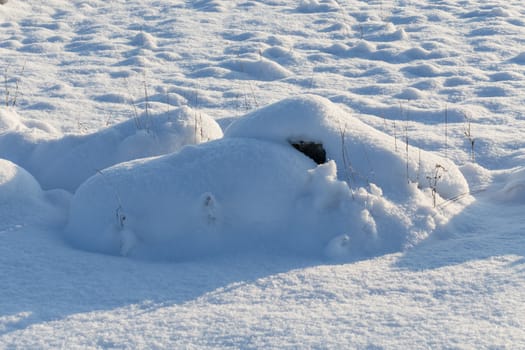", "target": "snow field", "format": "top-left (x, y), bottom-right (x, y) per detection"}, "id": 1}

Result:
top-left (1, 0), bottom-right (525, 348)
